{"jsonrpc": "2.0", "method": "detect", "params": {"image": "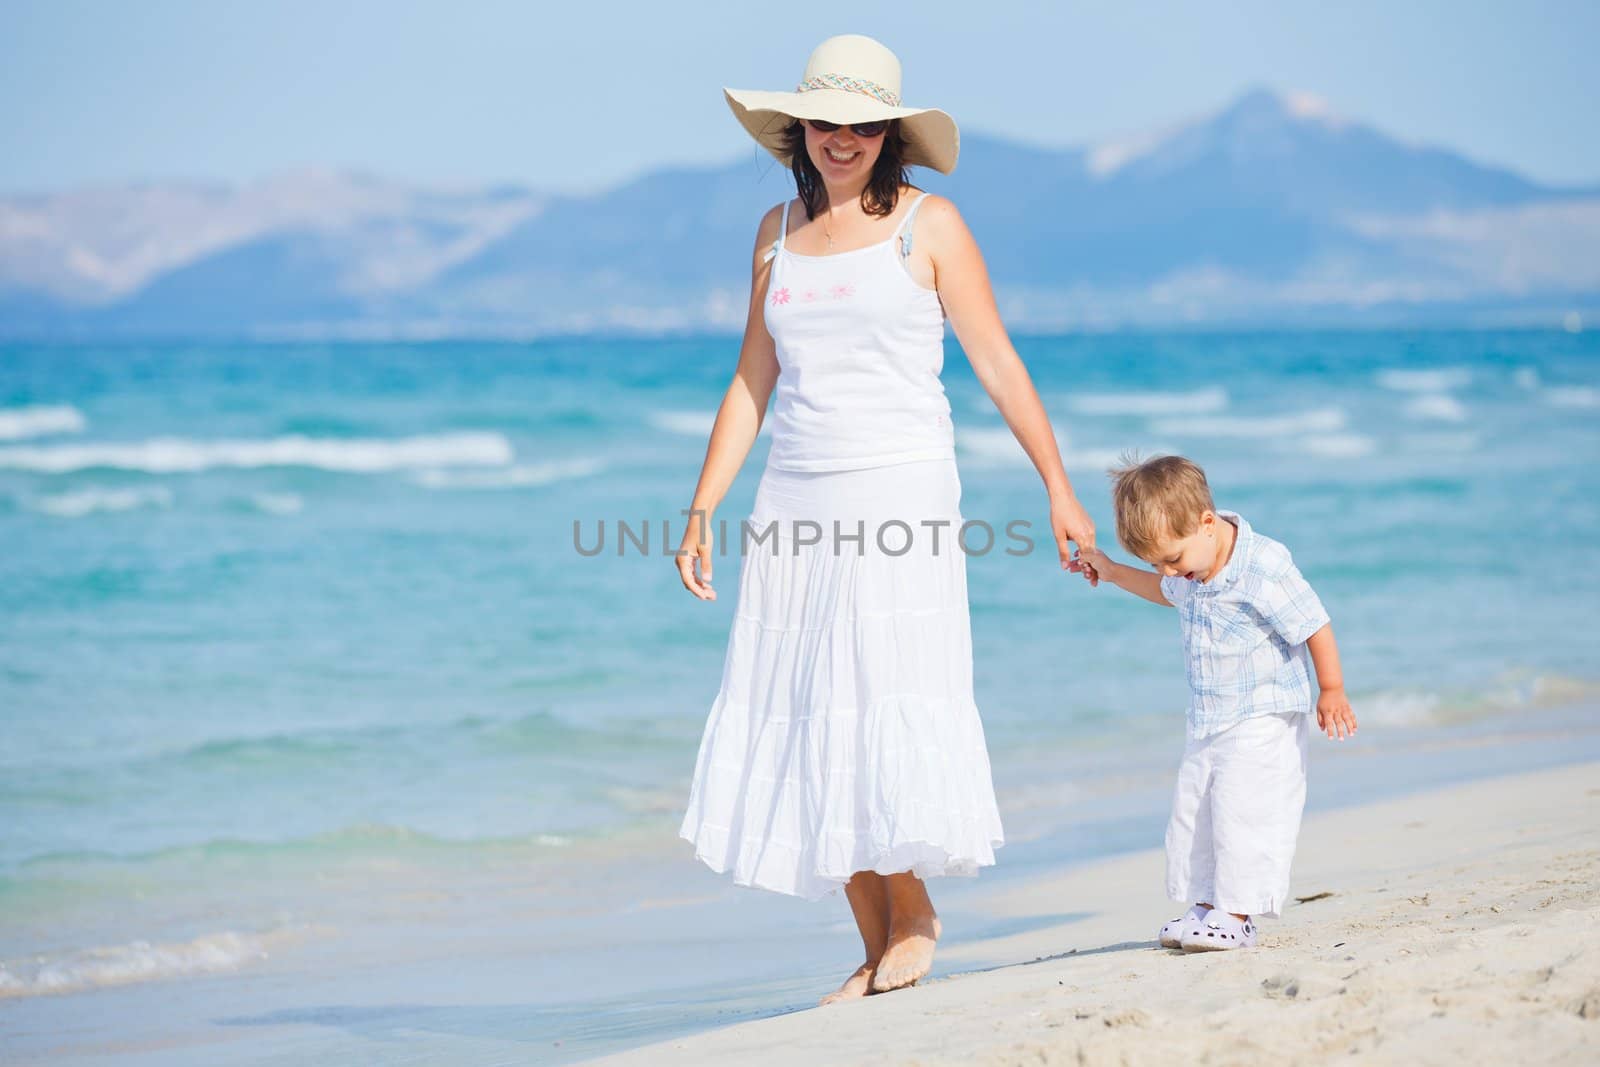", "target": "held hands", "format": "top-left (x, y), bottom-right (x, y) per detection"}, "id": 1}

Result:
top-left (1316, 687), bottom-right (1358, 740)
top-left (675, 509), bottom-right (716, 601)
top-left (1051, 493), bottom-right (1096, 570)
top-left (1067, 544), bottom-right (1114, 588)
